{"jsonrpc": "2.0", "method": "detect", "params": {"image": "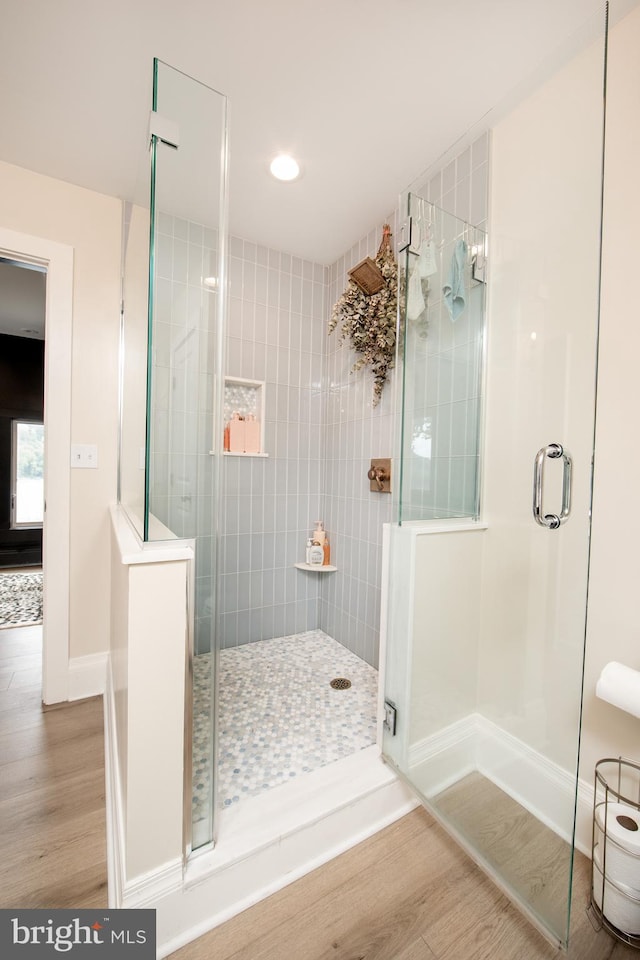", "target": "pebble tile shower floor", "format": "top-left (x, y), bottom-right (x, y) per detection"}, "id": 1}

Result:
top-left (192, 629), bottom-right (378, 821)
